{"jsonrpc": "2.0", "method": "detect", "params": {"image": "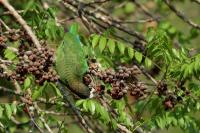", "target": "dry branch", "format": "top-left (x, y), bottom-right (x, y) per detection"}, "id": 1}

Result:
top-left (0, 0), bottom-right (41, 49)
top-left (164, 0), bottom-right (200, 30)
